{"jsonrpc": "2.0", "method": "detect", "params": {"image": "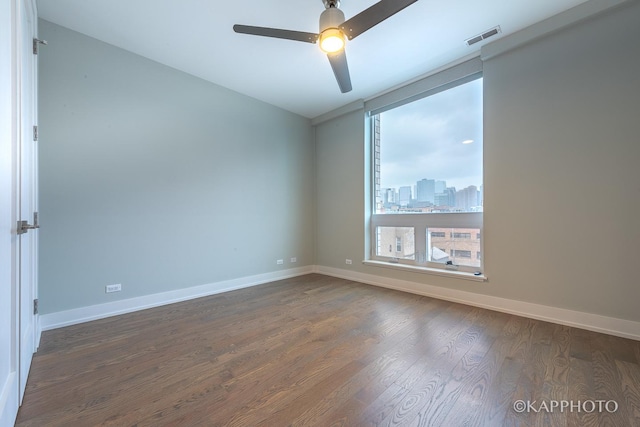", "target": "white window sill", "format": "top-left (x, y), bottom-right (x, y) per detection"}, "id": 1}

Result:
top-left (362, 260), bottom-right (487, 282)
